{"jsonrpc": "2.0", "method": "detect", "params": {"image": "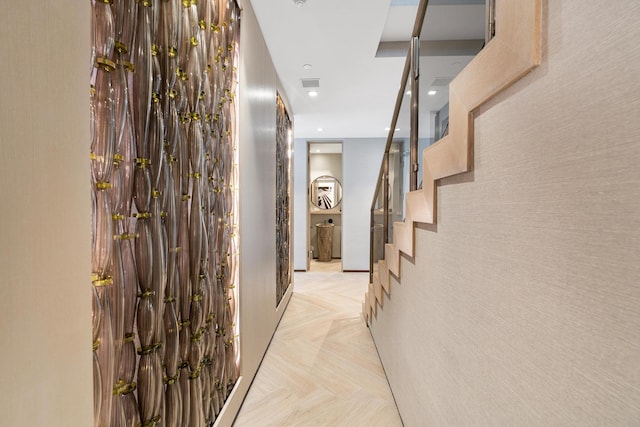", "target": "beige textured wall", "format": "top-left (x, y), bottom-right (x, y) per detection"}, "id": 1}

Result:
top-left (0, 3), bottom-right (93, 426)
top-left (370, 1), bottom-right (640, 425)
